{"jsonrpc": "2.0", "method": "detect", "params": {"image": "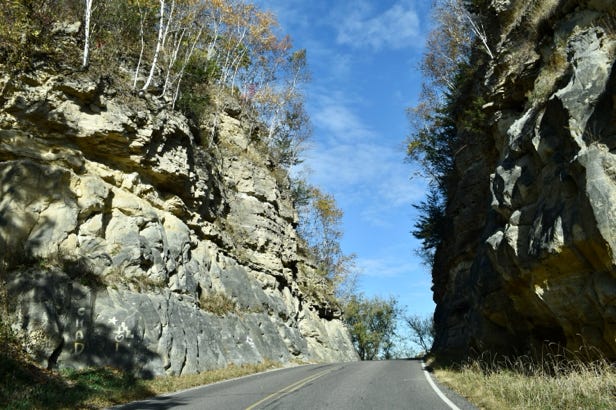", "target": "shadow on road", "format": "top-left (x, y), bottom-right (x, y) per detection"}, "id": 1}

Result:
top-left (112, 394), bottom-right (189, 410)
